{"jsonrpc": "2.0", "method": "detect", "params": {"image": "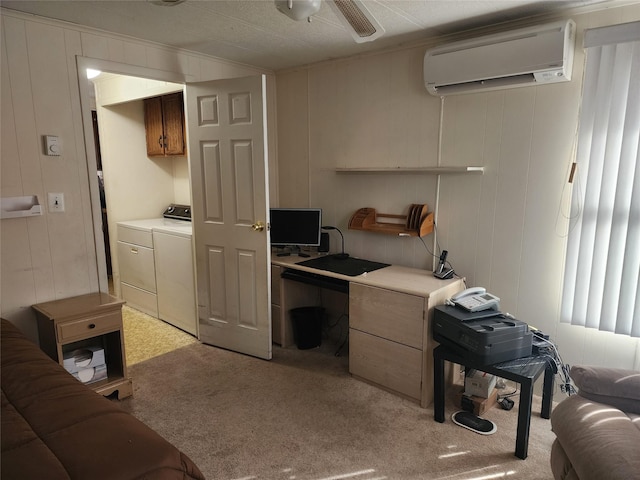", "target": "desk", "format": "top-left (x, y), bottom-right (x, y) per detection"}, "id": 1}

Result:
top-left (271, 254), bottom-right (464, 407)
top-left (433, 344), bottom-right (554, 459)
